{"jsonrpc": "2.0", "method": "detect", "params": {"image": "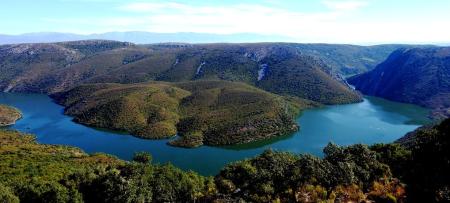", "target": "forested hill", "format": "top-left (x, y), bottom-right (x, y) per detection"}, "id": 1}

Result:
top-left (0, 40), bottom-right (364, 105)
top-left (348, 47), bottom-right (450, 119)
top-left (51, 81), bottom-right (312, 147)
